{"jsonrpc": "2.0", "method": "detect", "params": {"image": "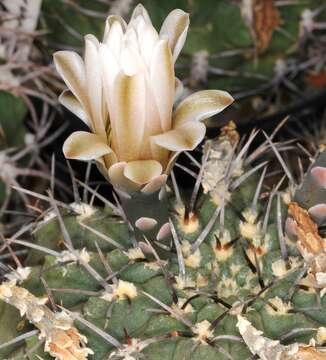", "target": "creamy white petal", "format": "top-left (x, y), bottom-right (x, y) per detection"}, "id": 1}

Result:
top-left (103, 15), bottom-right (127, 43)
top-left (120, 27), bottom-right (144, 75)
top-left (99, 44), bottom-right (120, 96)
top-left (86, 36), bottom-right (109, 131)
top-left (151, 121), bottom-right (206, 152)
top-left (111, 72), bottom-right (146, 161)
top-left (63, 131), bottom-right (112, 160)
top-left (133, 14), bottom-right (146, 37)
top-left (138, 79), bottom-right (162, 160)
top-left (120, 43), bottom-right (144, 76)
top-left (159, 9), bottom-right (189, 61)
top-left (149, 140), bottom-right (170, 169)
top-left (129, 4), bottom-right (152, 27)
top-left (165, 151), bottom-right (180, 175)
top-left (99, 44), bottom-right (121, 152)
top-left (124, 160), bottom-right (163, 185)
top-left (84, 35), bottom-right (106, 136)
top-left (173, 90), bottom-right (234, 128)
top-left (59, 90), bottom-right (89, 127)
top-left (104, 20), bottom-right (124, 59)
top-left (53, 51), bottom-right (88, 112)
top-left (103, 151), bottom-right (118, 169)
top-left (138, 23), bottom-right (159, 65)
top-left (150, 39), bottom-right (174, 132)
top-left (85, 33), bottom-right (99, 48)
top-left (124, 26), bottom-right (138, 45)
top-left (108, 162), bottom-right (142, 192)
